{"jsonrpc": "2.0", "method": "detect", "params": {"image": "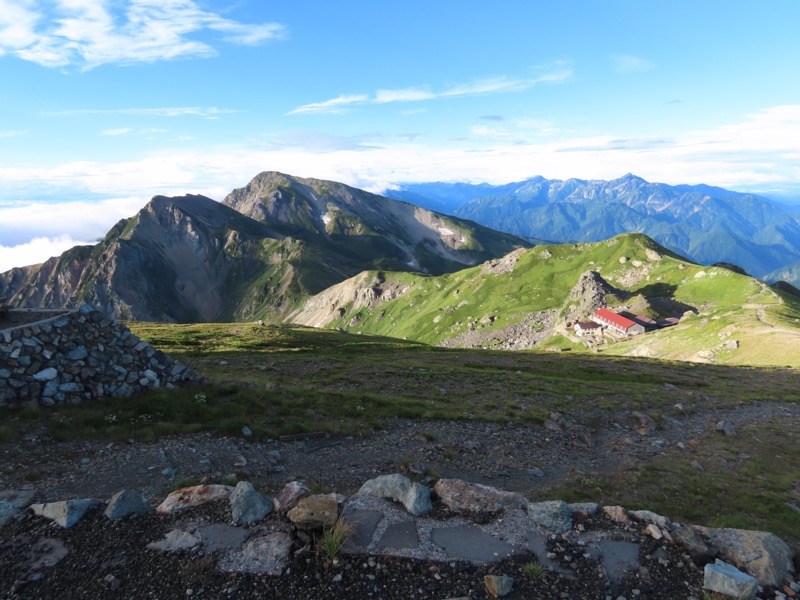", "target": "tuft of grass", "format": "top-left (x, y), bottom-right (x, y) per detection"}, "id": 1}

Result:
top-left (521, 561), bottom-right (548, 581)
top-left (318, 518), bottom-right (353, 560)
